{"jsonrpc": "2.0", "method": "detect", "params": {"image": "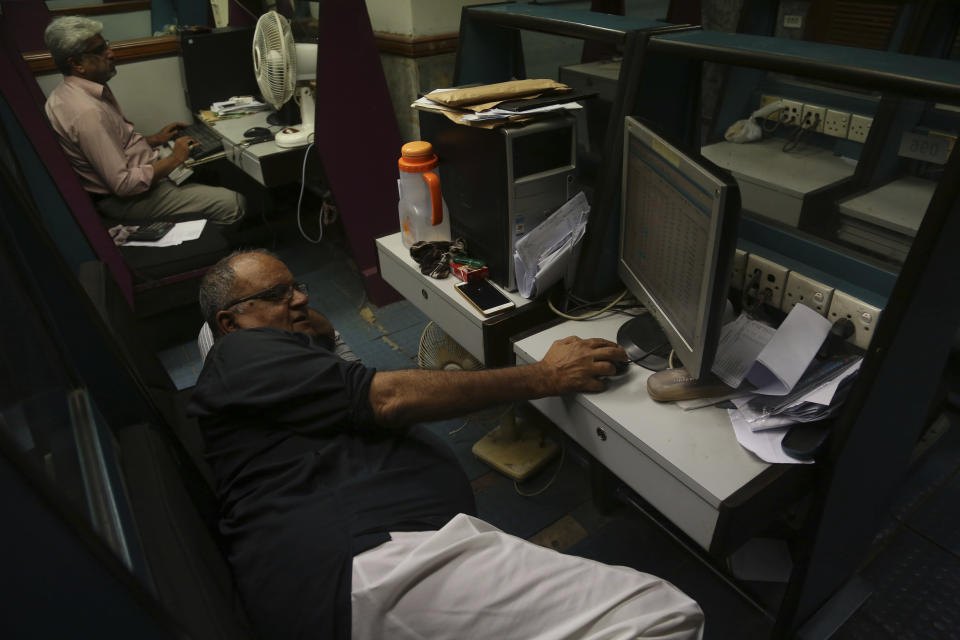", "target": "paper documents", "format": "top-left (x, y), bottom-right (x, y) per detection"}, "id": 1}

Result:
top-left (712, 304), bottom-right (831, 394)
top-left (728, 410), bottom-right (813, 464)
top-left (211, 96), bottom-right (269, 117)
top-left (124, 219), bottom-right (207, 247)
top-left (513, 192), bottom-right (589, 298)
top-left (710, 305), bottom-right (862, 464)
